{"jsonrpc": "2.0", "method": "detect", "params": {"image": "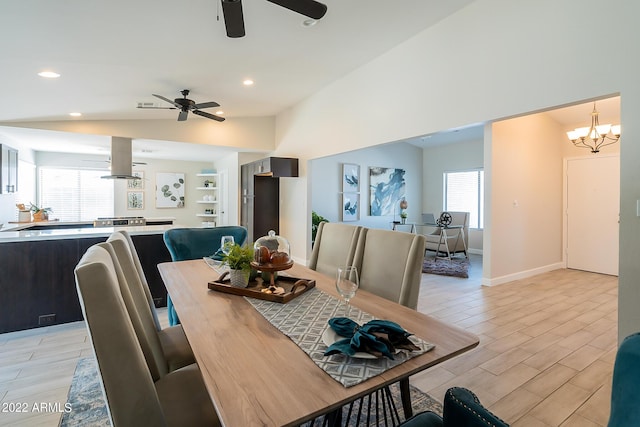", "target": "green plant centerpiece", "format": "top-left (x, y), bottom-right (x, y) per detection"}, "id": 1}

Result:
top-left (221, 243), bottom-right (254, 288)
